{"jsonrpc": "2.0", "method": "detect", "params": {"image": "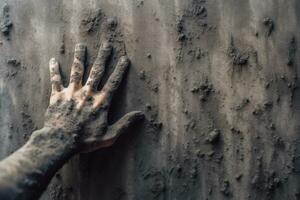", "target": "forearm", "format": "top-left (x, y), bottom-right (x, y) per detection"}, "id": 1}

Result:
top-left (0, 127), bottom-right (77, 200)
